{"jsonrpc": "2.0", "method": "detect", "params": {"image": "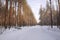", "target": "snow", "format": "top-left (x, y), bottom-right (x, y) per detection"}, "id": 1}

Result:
top-left (0, 25), bottom-right (60, 40)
